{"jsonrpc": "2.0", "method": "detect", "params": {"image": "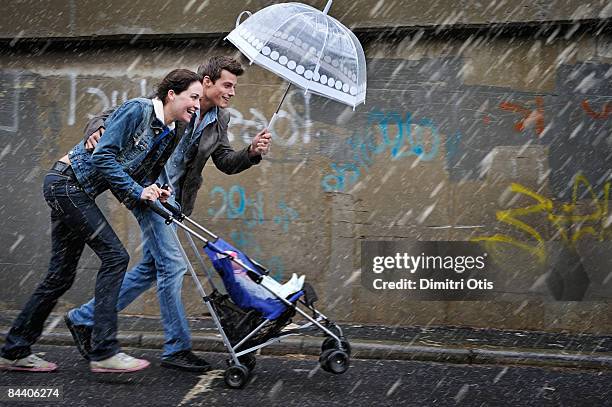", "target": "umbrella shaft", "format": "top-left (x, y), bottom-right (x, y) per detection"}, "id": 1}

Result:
top-left (269, 83), bottom-right (292, 131)
top-left (274, 83), bottom-right (292, 115)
